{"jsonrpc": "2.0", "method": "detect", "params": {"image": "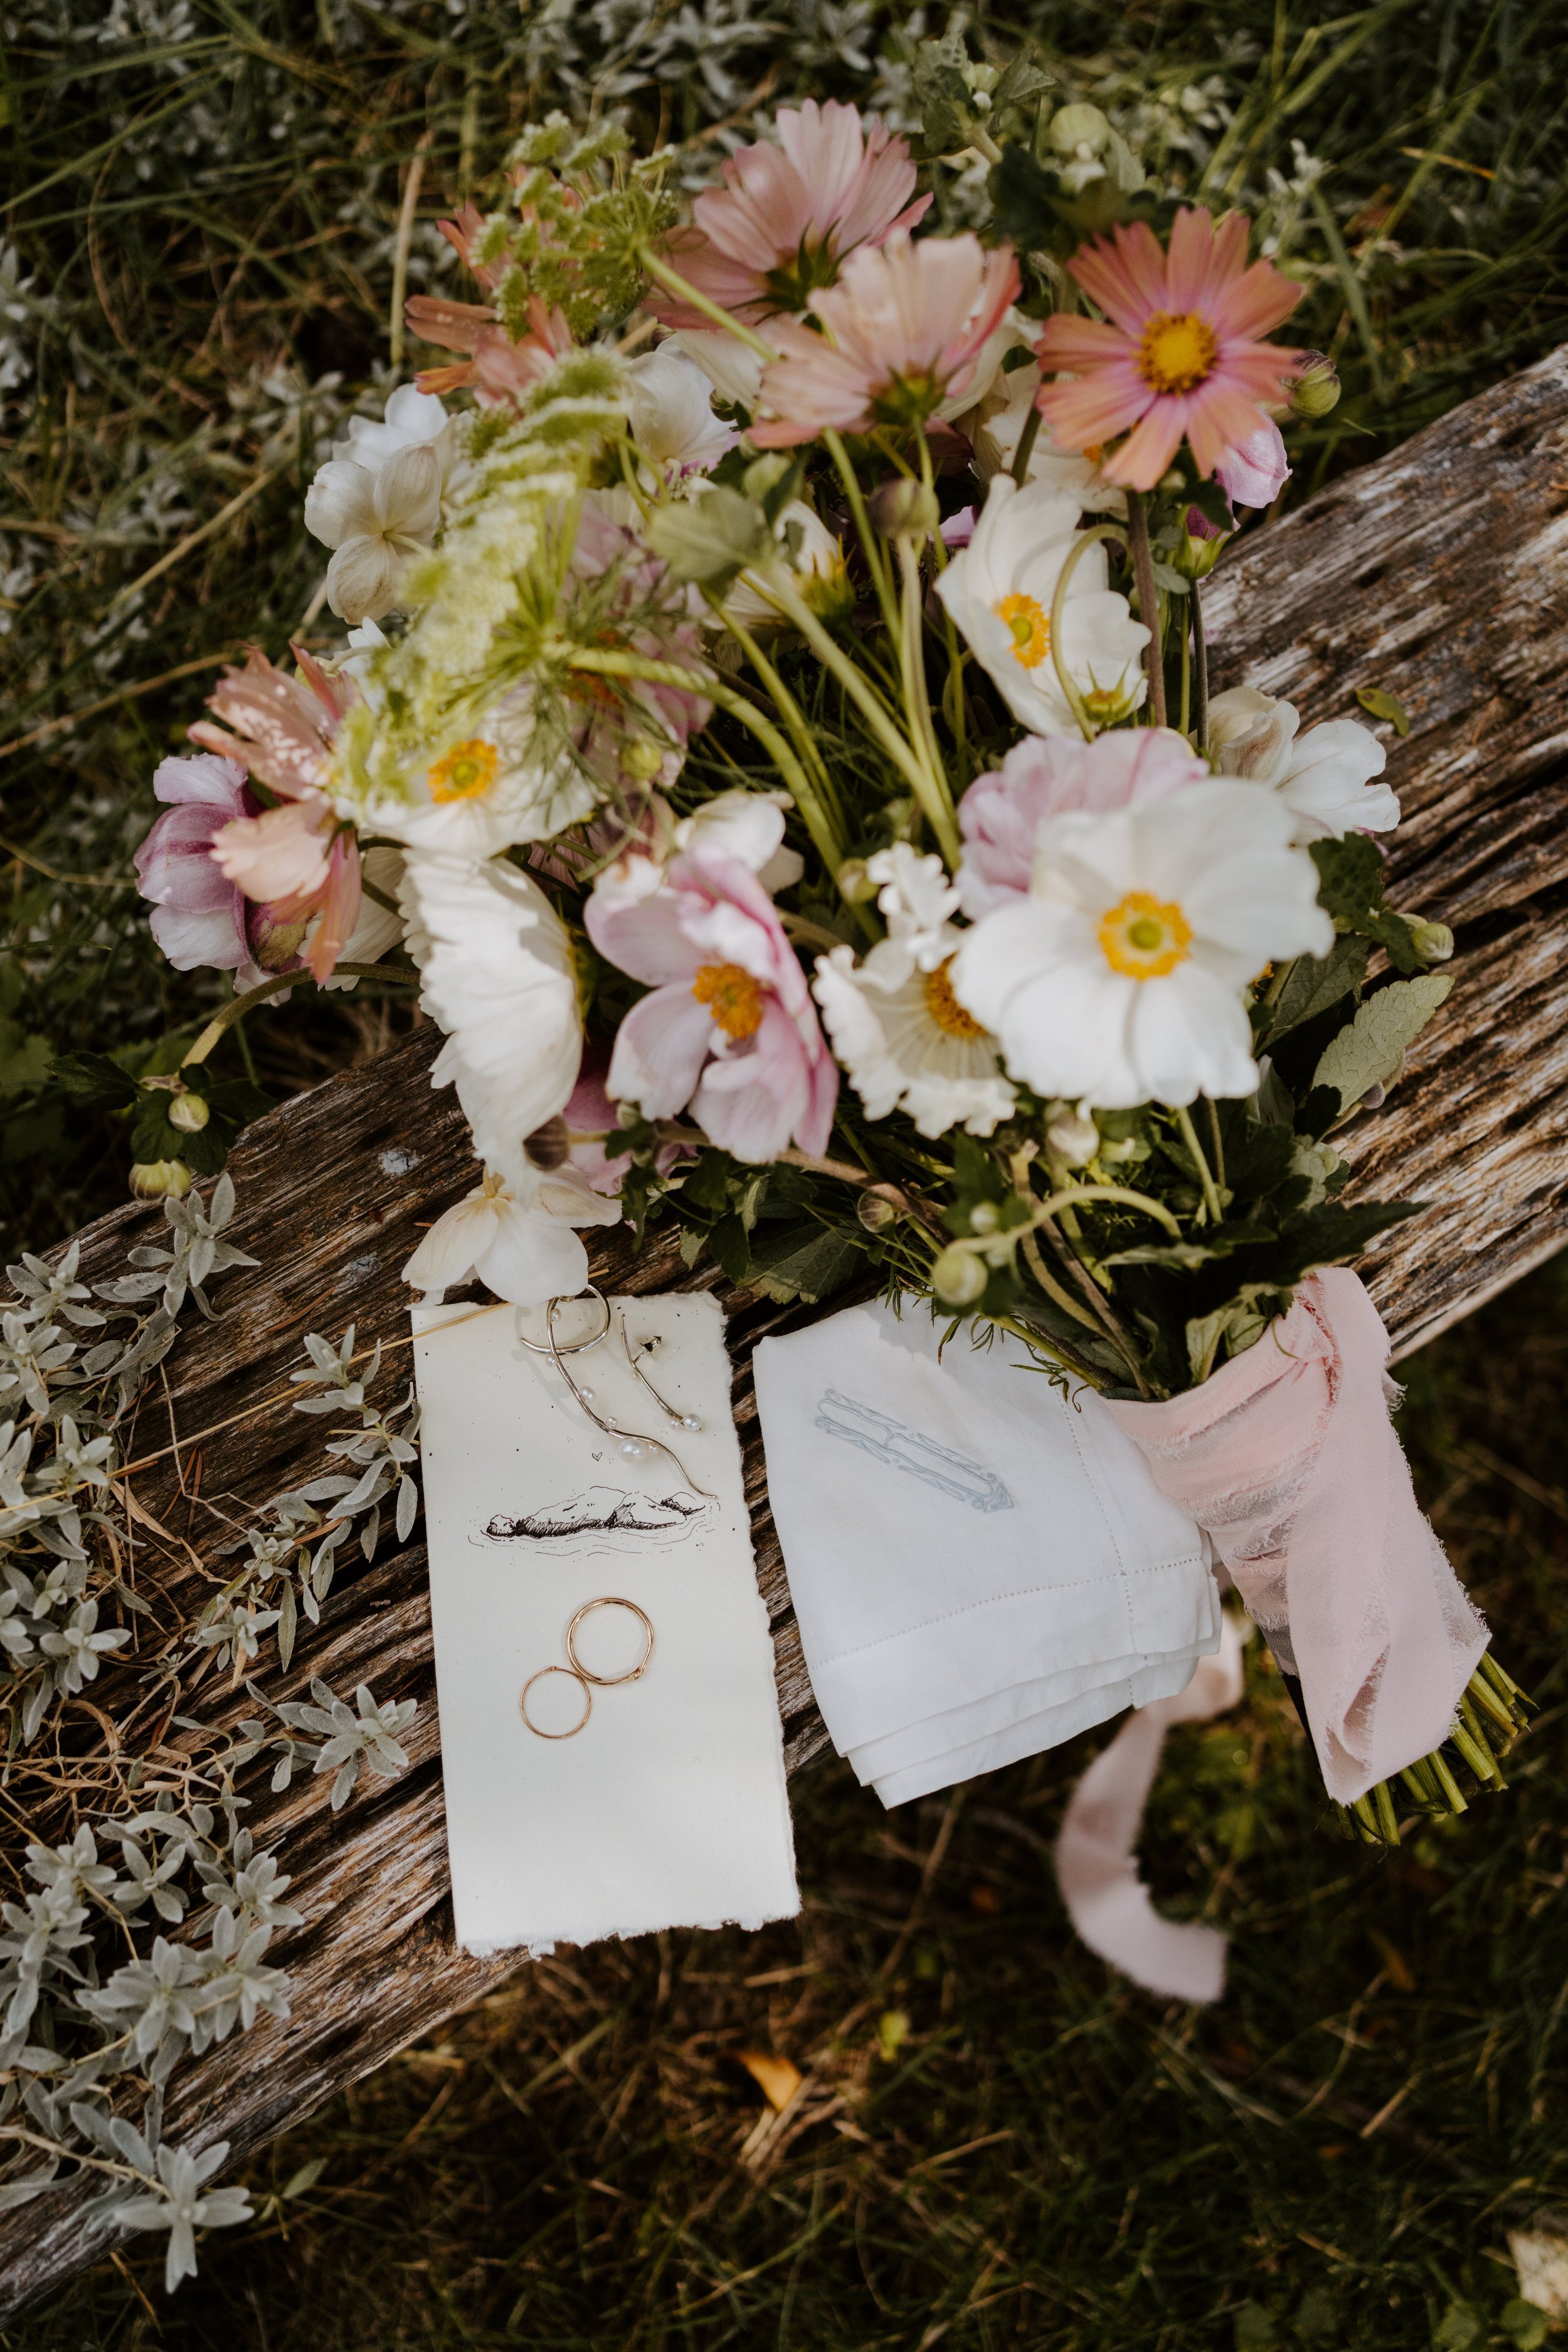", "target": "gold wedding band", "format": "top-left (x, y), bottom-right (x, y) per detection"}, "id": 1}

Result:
top-left (566, 1596), bottom-right (655, 1687)
top-left (519, 1663), bottom-right (592, 1739)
